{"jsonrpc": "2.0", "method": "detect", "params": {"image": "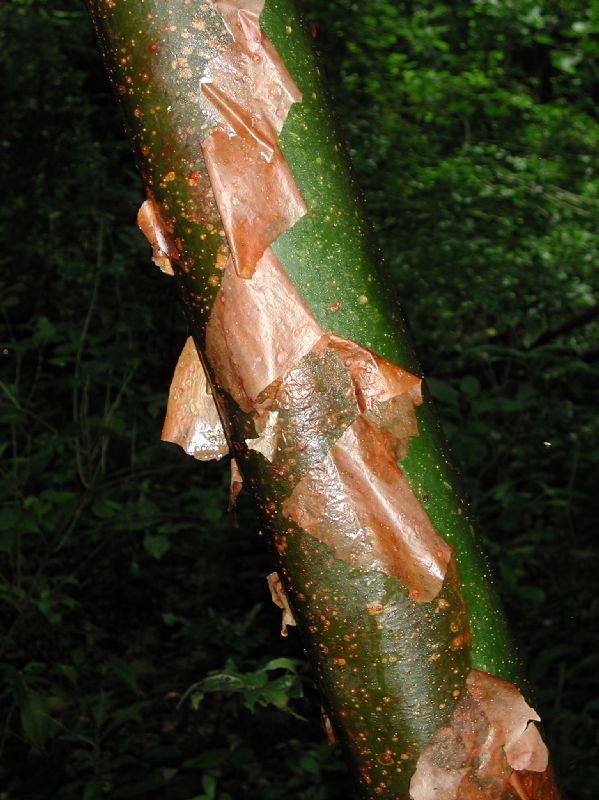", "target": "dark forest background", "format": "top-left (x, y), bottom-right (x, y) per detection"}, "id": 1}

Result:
top-left (1, 0), bottom-right (597, 798)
